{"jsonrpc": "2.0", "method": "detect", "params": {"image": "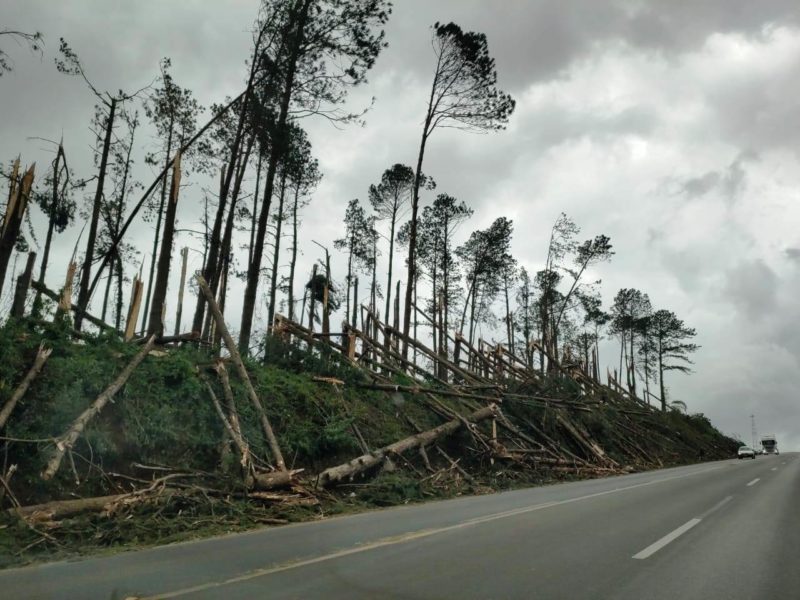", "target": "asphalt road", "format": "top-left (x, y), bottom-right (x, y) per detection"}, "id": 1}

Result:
top-left (2, 453), bottom-right (798, 599)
